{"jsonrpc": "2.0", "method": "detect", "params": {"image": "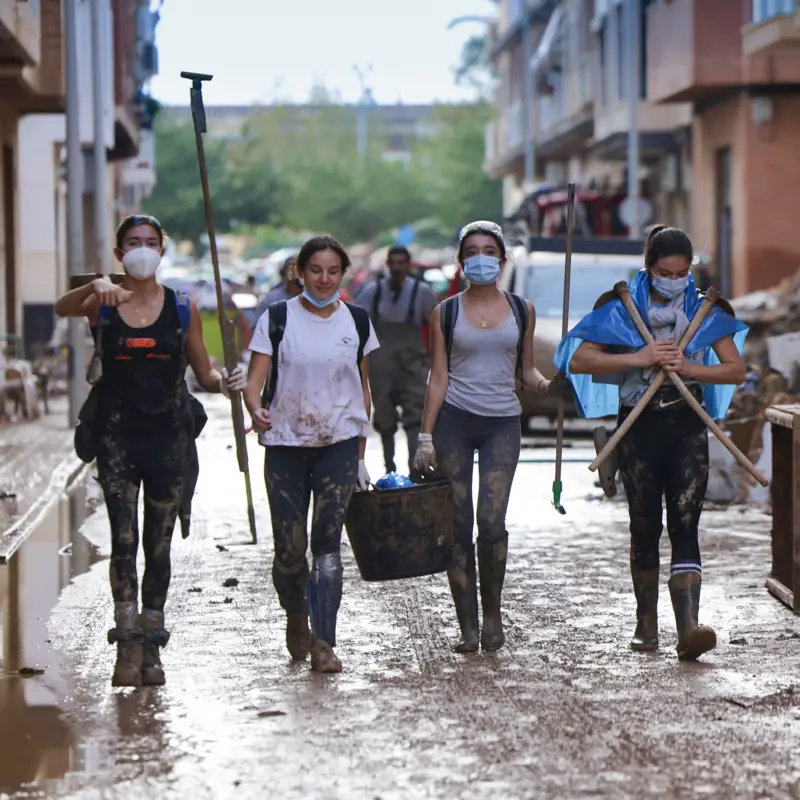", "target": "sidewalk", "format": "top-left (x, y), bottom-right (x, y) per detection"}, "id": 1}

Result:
top-left (0, 395), bottom-right (85, 559)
